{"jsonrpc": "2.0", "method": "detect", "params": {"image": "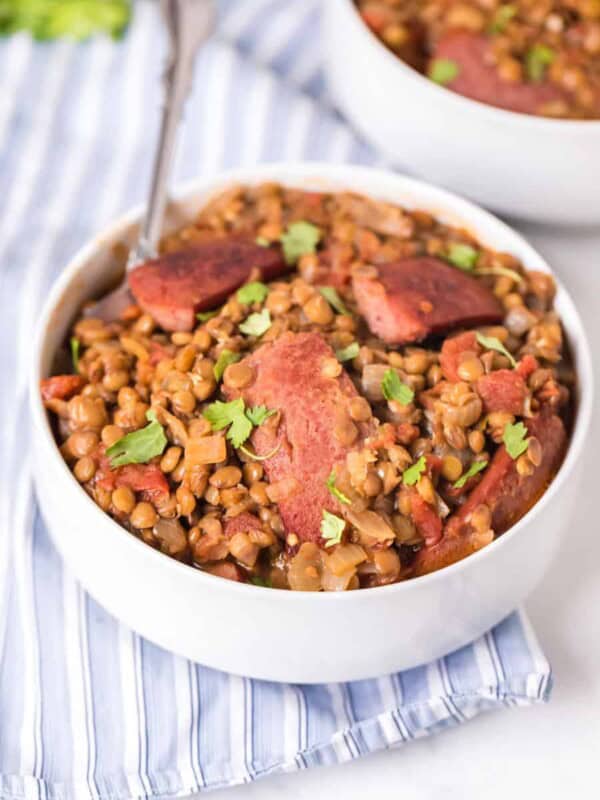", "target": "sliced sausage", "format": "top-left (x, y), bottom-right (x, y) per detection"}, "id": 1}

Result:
top-left (128, 236), bottom-right (288, 332)
top-left (477, 369), bottom-right (527, 414)
top-left (40, 374), bottom-right (85, 403)
top-left (432, 31), bottom-right (567, 115)
top-left (223, 512), bottom-right (264, 539)
top-left (224, 331), bottom-right (377, 544)
top-left (353, 256), bottom-right (503, 344)
top-left (412, 412), bottom-right (566, 576)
